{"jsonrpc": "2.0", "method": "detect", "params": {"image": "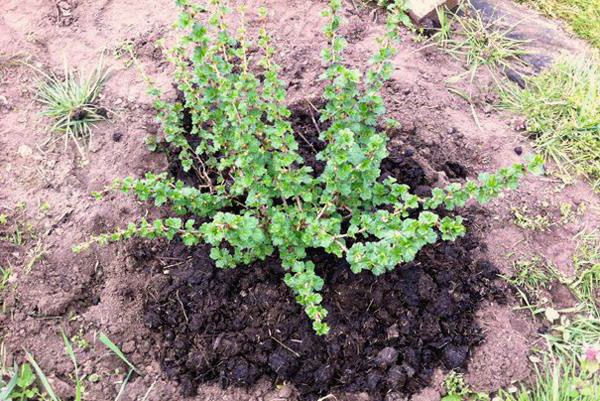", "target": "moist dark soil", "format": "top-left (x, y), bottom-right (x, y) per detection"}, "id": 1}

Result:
top-left (142, 234), bottom-right (504, 400)
top-left (141, 103), bottom-right (505, 400)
